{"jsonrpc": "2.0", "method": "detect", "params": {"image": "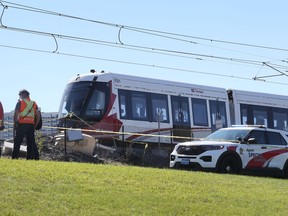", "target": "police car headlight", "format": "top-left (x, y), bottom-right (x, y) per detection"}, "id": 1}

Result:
top-left (170, 155), bottom-right (176, 161)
